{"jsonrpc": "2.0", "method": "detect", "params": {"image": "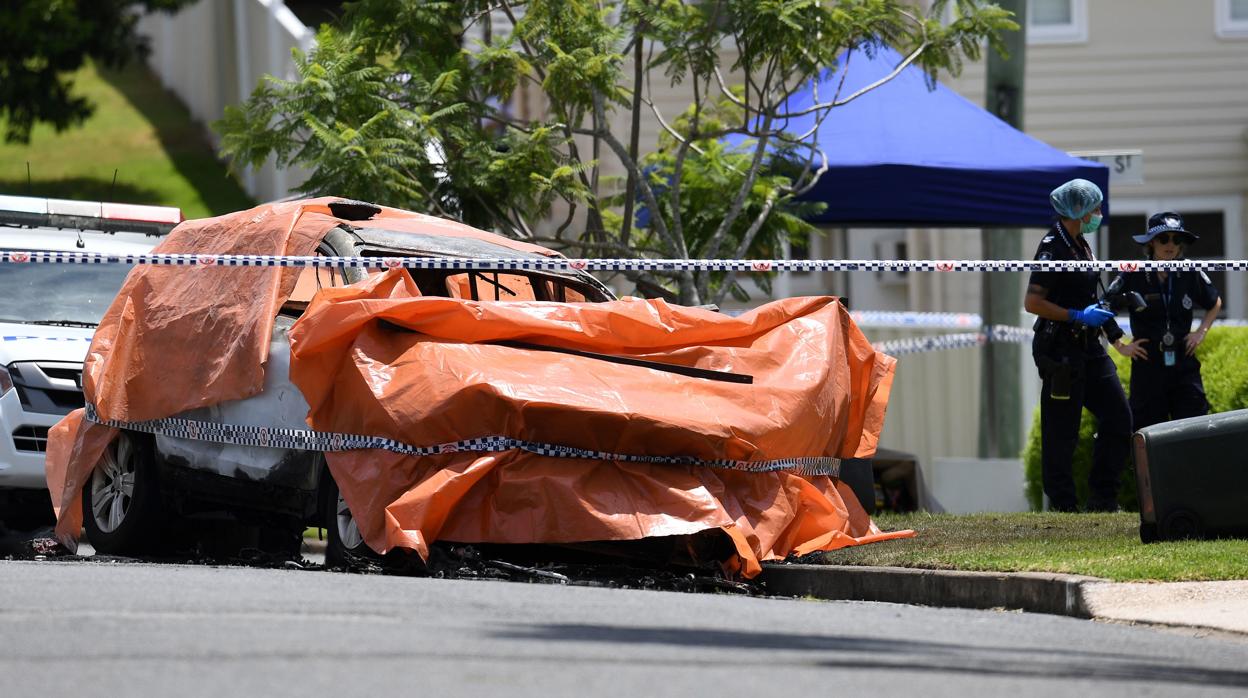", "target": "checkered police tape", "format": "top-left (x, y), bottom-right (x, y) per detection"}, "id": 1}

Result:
top-left (852, 310), bottom-right (982, 329)
top-left (873, 325), bottom-right (1035, 356)
top-left (4, 250), bottom-right (1248, 273)
top-left (860, 313), bottom-right (1248, 337)
top-left (83, 404), bottom-right (840, 477)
